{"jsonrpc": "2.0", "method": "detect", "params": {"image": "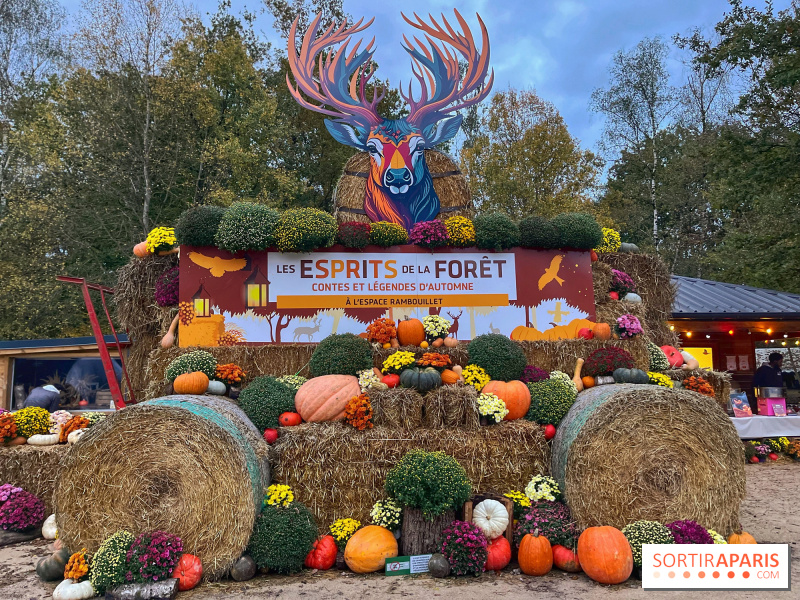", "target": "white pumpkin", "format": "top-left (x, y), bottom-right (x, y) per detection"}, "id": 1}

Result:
top-left (28, 434), bottom-right (60, 446)
top-left (206, 380), bottom-right (227, 395)
top-left (53, 579), bottom-right (95, 600)
top-left (680, 350), bottom-right (700, 371)
top-left (472, 499), bottom-right (509, 540)
top-left (42, 514), bottom-right (58, 539)
top-left (624, 292), bottom-right (642, 303)
top-left (67, 430), bottom-right (86, 444)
